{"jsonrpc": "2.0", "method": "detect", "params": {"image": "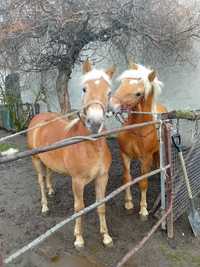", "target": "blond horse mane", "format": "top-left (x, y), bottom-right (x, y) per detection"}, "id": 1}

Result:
top-left (118, 64), bottom-right (163, 112)
top-left (81, 69), bottom-right (111, 85)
